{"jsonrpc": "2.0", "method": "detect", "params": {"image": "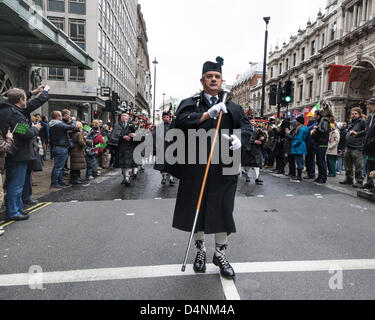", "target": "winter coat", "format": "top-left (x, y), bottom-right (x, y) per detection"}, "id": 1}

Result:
top-left (168, 92), bottom-right (252, 234)
top-left (89, 130), bottom-right (105, 155)
top-left (306, 121), bottom-right (317, 148)
top-left (345, 118), bottom-right (367, 150)
top-left (362, 113), bottom-right (375, 158)
top-left (70, 130), bottom-right (86, 170)
top-left (242, 125), bottom-right (264, 168)
top-left (312, 118), bottom-right (330, 146)
top-left (0, 135), bottom-right (13, 173)
top-left (327, 128), bottom-right (340, 156)
top-left (111, 122), bottom-right (136, 169)
top-left (338, 127), bottom-right (347, 152)
top-left (153, 122), bottom-right (172, 172)
top-left (291, 126), bottom-right (309, 155)
top-left (49, 119), bottom-right (76, 148)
